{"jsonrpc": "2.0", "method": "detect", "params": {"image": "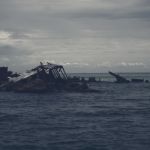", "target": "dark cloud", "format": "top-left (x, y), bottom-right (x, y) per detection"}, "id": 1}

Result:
top-left (0, 45), bottom-right (32, 56)
top-left (55, 5), bottom-right (150, 21)
top-left (127, 10), bottom-right (150, 20)
top-left (138, 0), bottom-right (150, 6)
